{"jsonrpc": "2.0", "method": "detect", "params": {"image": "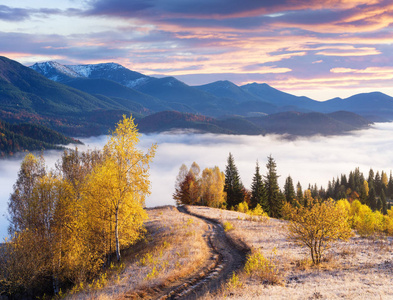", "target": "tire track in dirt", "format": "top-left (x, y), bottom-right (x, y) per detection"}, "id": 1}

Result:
top-left (155, 205), bottom-right (250, 299)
